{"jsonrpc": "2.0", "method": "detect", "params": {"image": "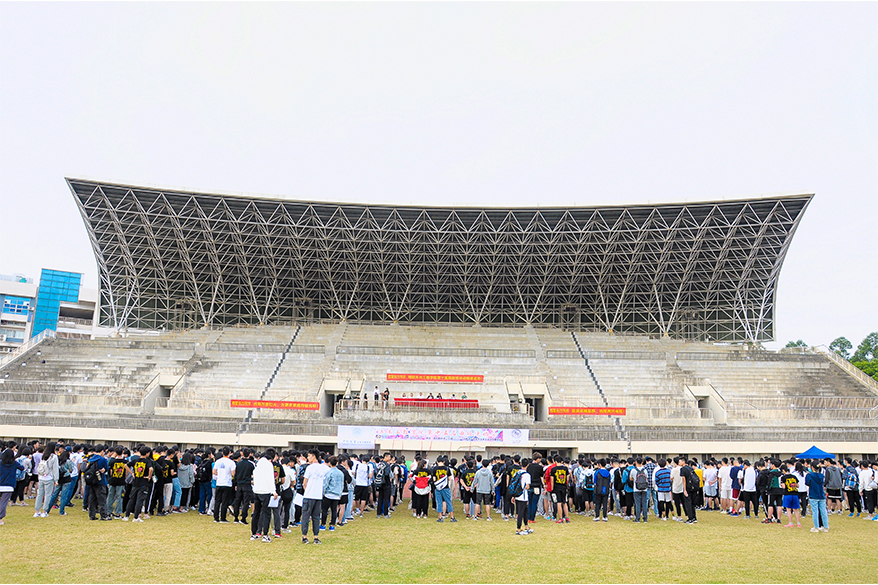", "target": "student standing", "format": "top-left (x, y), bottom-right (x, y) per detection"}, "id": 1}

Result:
top-left (593, 459), bottom-right (612, 522)
top-left (432, 457), bottom-right (456, 522)
top-left (514, 458), bottom-right (532, 535)
top-left (251, 448), bottom-right (278, 543)
top-left (321, 456), bottom-right (343, 530)
top-left (0, 448), bottom-right (25, 525)
top-left (124, 446), bottom-right (154, 522)
top-left (232, 450), bottom-right (255, 524)
top-left (86, 445), bottom-right (110, 521)
top-left (410, 459), bottom-right (432, 519)
top-left (212, 447), bottom-right (236, 523)
top-left (34, 442), bottom-right (59, 517)
top-left (805, 461), bottom-right (829, 532)
top-left (738, 460), bottom-right (758, 519)
top-left (631, 458), bottom-right (649, 523)
top-left (822, 459), bottom-right (843, 515)
top-left (106, 447), bottom-right (129, 518)
top-left (472, 459), bottom-right (494, 521)
top-left (780, 464), bottom-right (802, 528)
top-left (301, 449), bottom-right (328, 544)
